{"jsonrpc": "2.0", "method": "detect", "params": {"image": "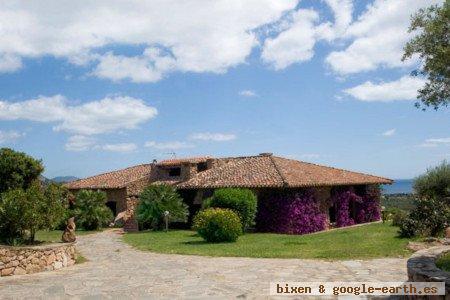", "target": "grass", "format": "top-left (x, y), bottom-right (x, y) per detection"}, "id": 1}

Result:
top-left (123, 222), bottom-right (413, 260)
top-left (436, 252), bottom-right (450, 272)
top-left (35, 229), bottom-right (100, 243)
